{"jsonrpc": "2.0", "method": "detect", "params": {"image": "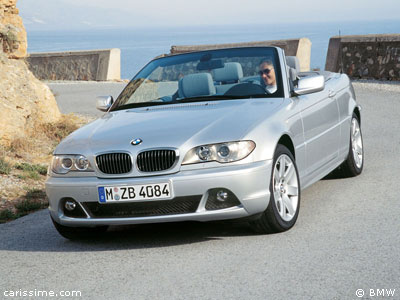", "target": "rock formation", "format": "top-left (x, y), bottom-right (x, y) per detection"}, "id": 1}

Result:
top-left (0, 0), bottom-right (60, 146)
top-left (0, 0), bottom-right (26, 58)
